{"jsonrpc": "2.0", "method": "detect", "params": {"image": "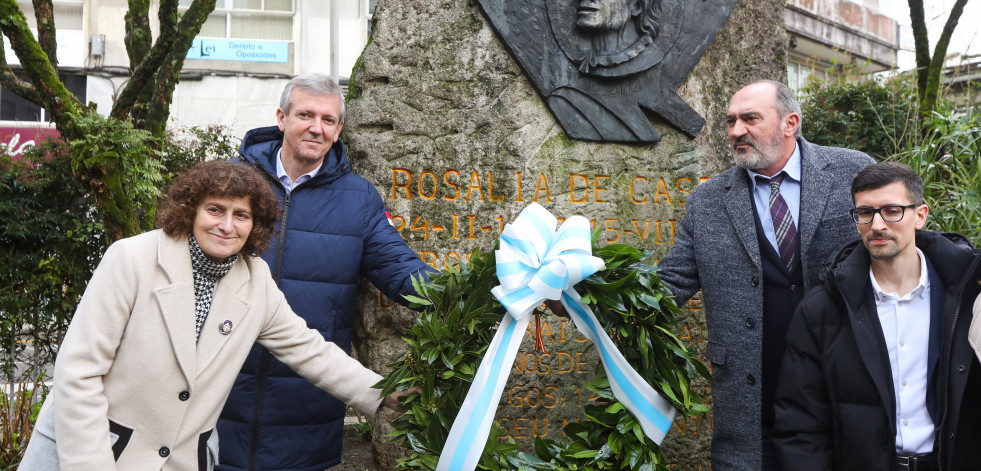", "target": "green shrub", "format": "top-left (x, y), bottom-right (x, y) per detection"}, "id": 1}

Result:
top-left (892, 109), bottom-right (981, 243)
top-left (801, 74), bottom-right (981, 244)
top-left (800, 74), bottom-right (921, 160)
top-left (0, 375), bottom-right (48, 470)
top-left (161, 124), bottom-right (240, 181)
top-left (0, 141), bottom-right (105, 381)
